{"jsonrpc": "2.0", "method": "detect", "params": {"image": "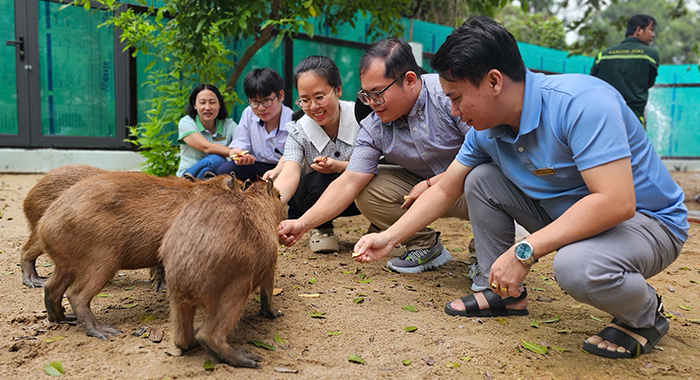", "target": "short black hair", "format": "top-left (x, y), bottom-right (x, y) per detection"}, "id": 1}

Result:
top-left (243, 68), bottom-right (284, 99)
top-left (294, 55), bottom-right (342, 89)
top-left (359, 38), bottom-right (422, 87)
top-left (185, 83), bottom-right (228, 120)
top-left (430, 16), bottom-right (526, 86)
top-left (626, 14), bottom-right (657, 37)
